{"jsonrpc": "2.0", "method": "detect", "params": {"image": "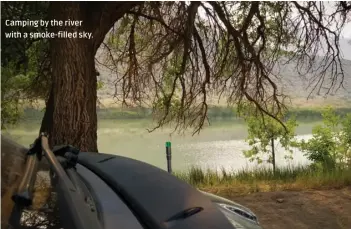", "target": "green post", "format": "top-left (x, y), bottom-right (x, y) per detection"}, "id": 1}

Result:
top-left (165, 141), bottom-right (172, 173)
